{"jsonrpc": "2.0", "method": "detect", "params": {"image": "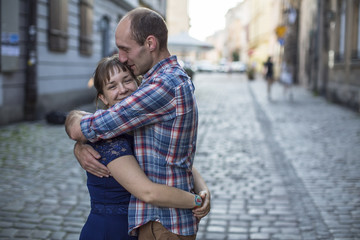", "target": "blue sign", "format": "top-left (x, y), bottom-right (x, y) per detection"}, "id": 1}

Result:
top-left (278, 38), bottom-right (285, 46)
top-left (9, 34), bottom-right (19, 44)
